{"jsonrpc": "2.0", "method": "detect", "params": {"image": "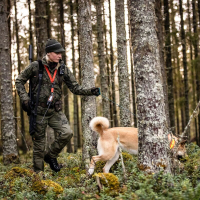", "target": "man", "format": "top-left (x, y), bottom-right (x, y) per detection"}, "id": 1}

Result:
top-left (15, 39), bottom-right (100, 173)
